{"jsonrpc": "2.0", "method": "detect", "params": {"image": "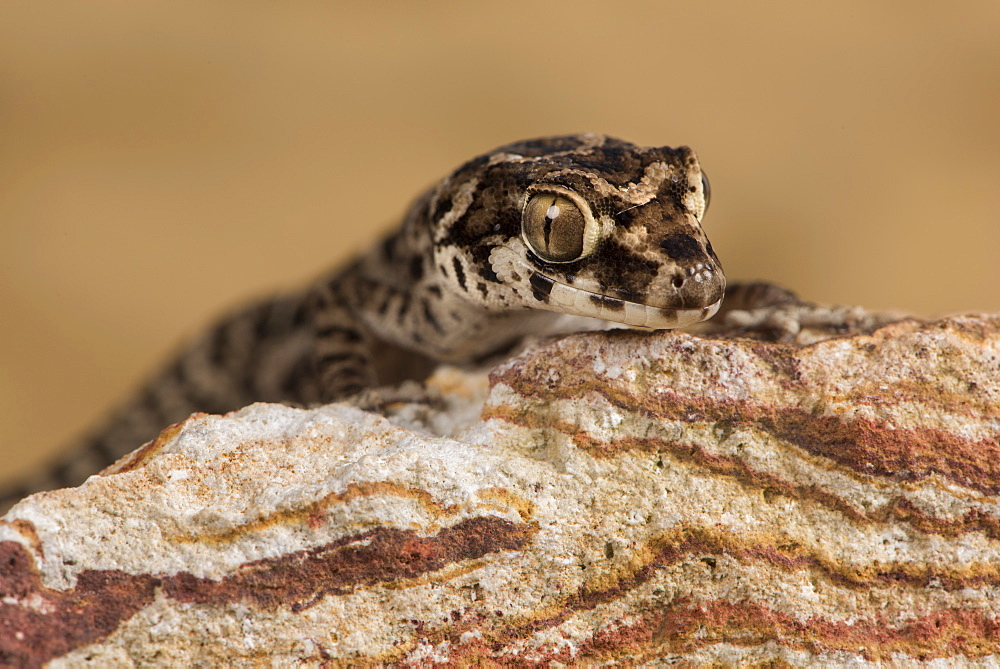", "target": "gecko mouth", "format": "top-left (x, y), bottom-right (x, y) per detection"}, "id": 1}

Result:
top-left (528, 272), bottom-right (722, 329)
